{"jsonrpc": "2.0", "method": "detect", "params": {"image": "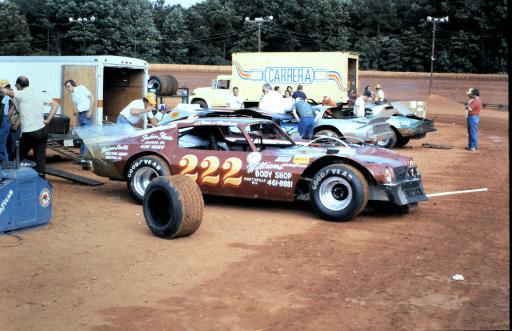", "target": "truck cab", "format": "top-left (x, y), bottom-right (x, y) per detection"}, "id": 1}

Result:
top-left (190, 74), bottom-right (232, 108)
